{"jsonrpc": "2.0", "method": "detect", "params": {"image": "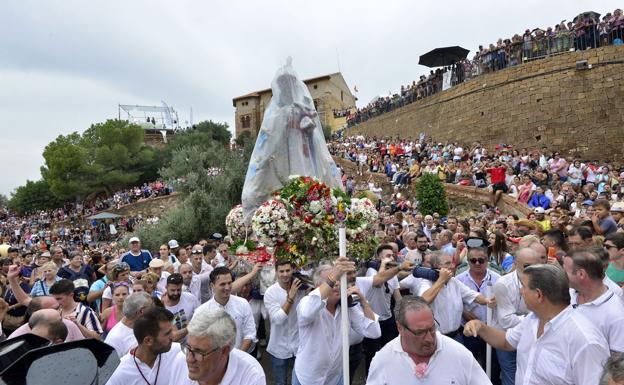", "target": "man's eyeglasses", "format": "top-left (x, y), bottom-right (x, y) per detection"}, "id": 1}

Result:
top-left (401, 319), bottom-right (439, 338)
top-left (469, 258), bottom-right (486, 265)
top-left (191, 250), bottom-right (204, 255)
top-left (112, 262), bottom-right (130, 272)
top-left (181, 343), bottom-right (220, 361)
